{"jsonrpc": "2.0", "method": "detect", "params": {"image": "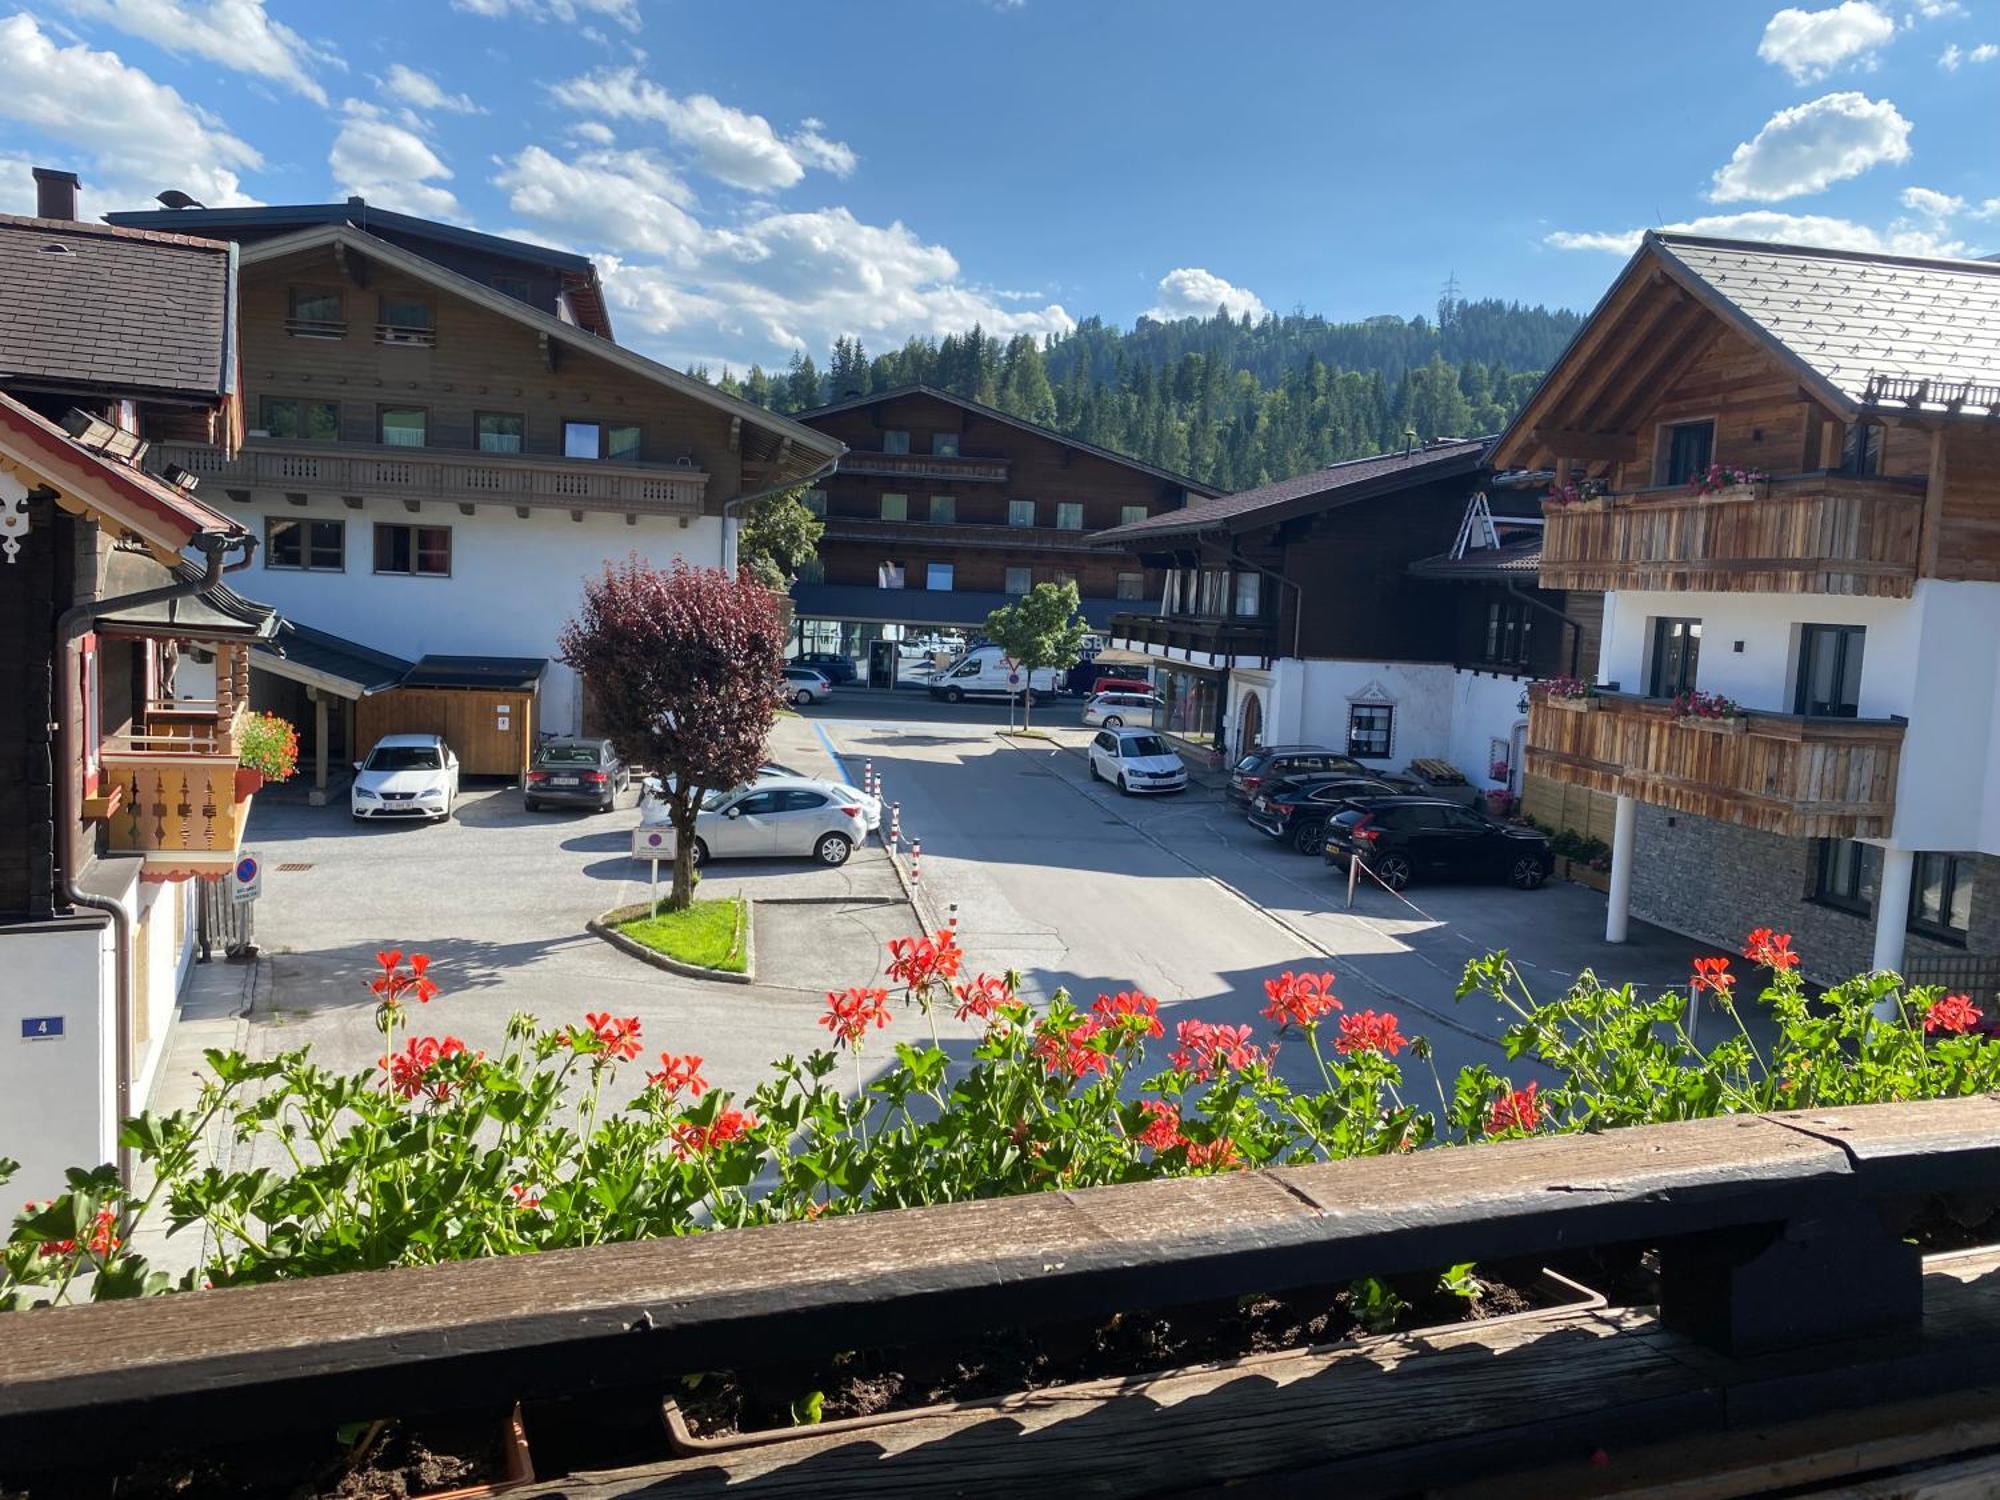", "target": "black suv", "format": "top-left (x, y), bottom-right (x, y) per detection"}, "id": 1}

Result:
top-left (1245, 775), bottom-right (1401, 855)
top-left (1227, 746), bottom-right (1371, 805)
top-left (1320, 796), bottom-right (1552, 891)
